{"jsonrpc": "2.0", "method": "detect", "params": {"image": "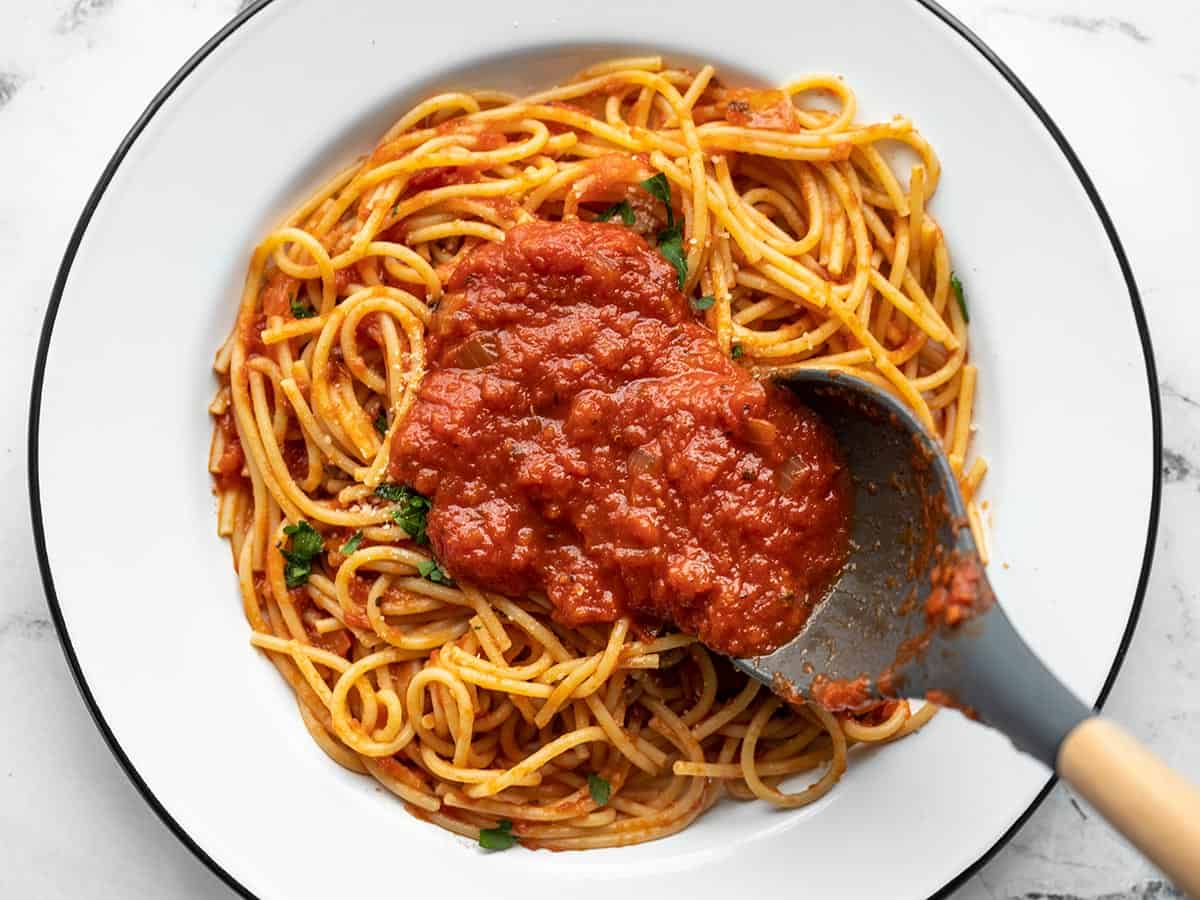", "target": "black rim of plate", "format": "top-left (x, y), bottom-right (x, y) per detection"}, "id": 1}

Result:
top-left (27, 1), bottom-right (1163, 897)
